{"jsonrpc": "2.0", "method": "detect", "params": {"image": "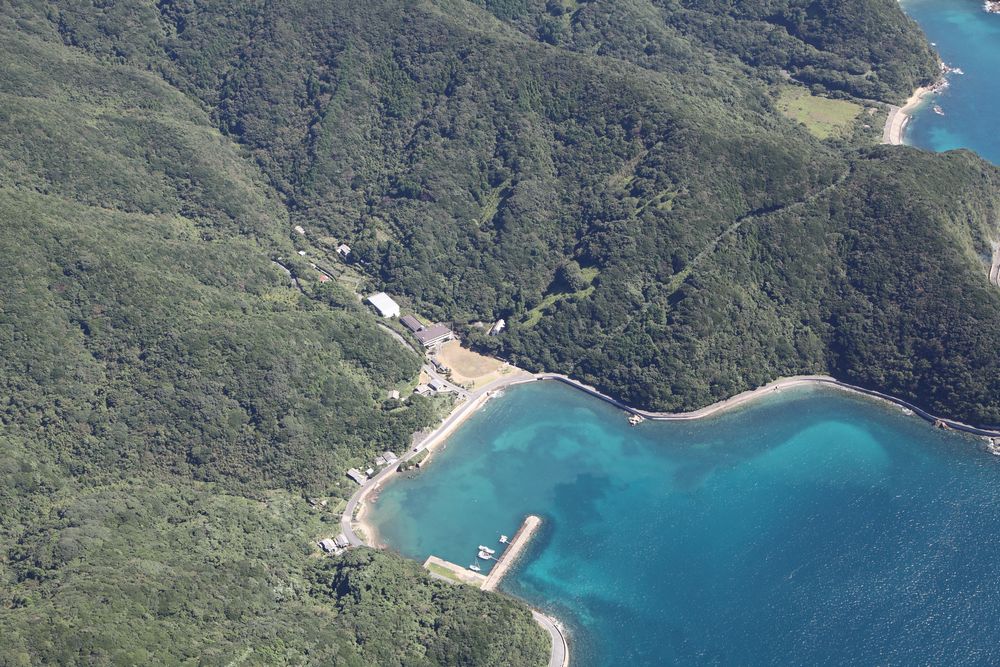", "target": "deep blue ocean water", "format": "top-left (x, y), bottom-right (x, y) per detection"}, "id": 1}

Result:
top-left (903, 0), bottom-right (1000, 163)
top-left (371, 382), bottom-right (1000, 666)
